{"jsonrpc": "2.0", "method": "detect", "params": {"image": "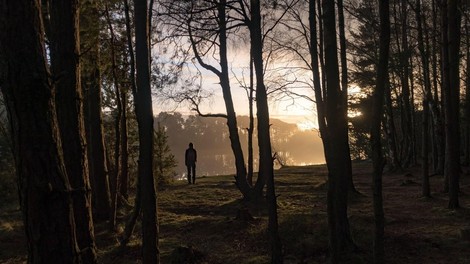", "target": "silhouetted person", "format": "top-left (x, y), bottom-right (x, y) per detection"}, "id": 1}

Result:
top-left (185, 142), bottom-right (197, 184)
